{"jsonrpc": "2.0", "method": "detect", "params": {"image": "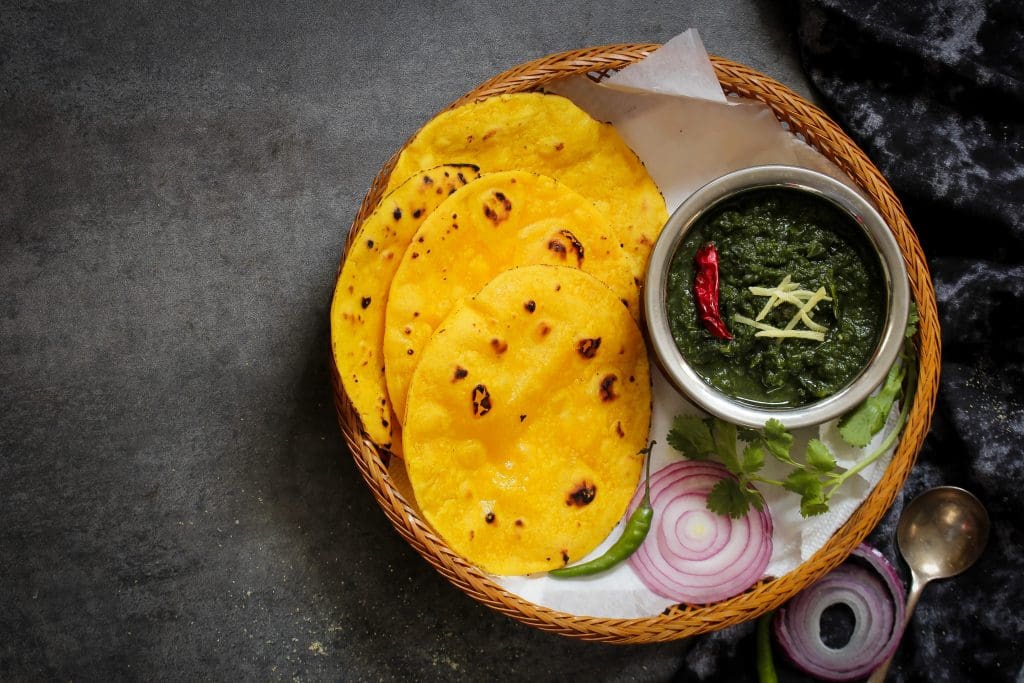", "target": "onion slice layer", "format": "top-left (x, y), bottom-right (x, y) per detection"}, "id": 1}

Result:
top-left (627, 461), bottom-right (772, 604)
top-left (772, 544), bottom-right (907, 682)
